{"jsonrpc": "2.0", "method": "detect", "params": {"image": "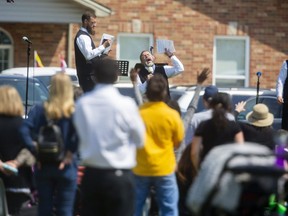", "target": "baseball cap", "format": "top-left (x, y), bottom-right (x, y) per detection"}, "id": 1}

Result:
top-left (203, 85), bottom-right (218, 101)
